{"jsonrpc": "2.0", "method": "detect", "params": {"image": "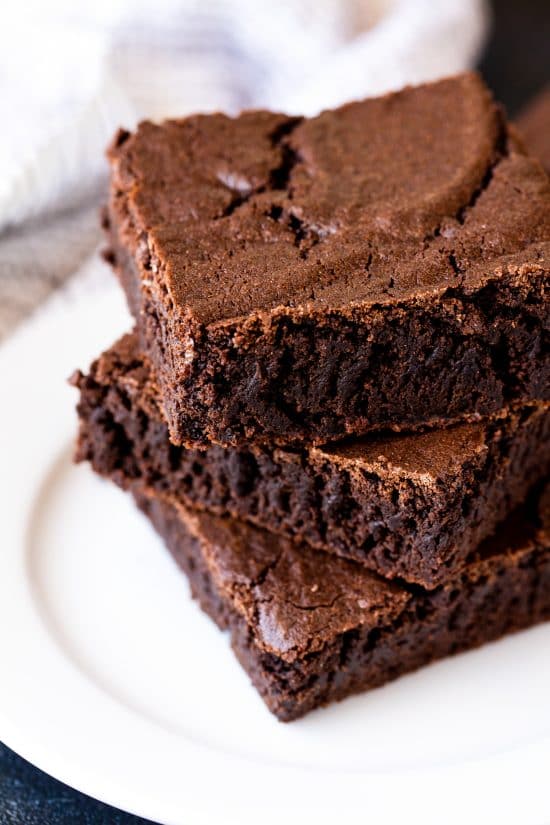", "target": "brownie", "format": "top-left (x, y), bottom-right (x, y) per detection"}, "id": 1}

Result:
top-left (105, 72), bottom-right (550, 447)
top-left (72, 332), bottom-right (550, 588)
top-left (517, 85), bottom-right (550, 175)
top-left (130, 481), bottom-right (550, 721)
